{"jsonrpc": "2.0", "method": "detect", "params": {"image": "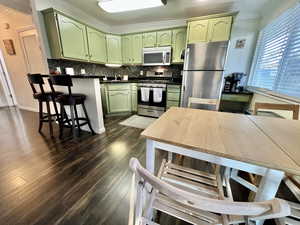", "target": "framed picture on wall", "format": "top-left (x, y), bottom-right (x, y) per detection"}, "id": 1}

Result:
top-left (3, 39), bottom-right (16, 55)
